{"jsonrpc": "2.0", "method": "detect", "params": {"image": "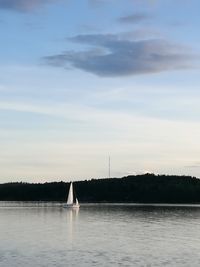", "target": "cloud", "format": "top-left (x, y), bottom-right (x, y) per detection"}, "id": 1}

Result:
top-left (0, 0), bottom-right (55, 11)
top-left (118, 13), bottom-right (152, 24)
top-left (0, 0), bottom-right (105, 11)
top-left (185, 163), bottom-right (200, 169)
top-left (44, 33), bottom-right (197, 77)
